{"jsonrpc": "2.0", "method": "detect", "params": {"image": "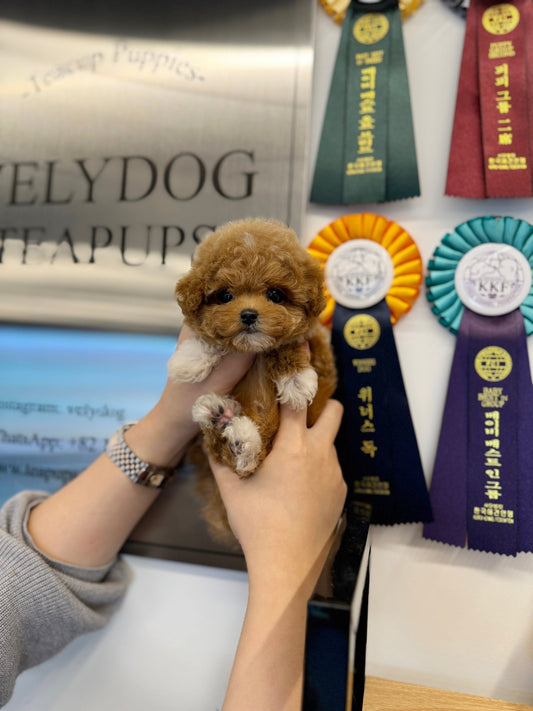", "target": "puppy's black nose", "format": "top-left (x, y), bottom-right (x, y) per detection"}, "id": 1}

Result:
top-left (240, 309), bottom-right (258, 326)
